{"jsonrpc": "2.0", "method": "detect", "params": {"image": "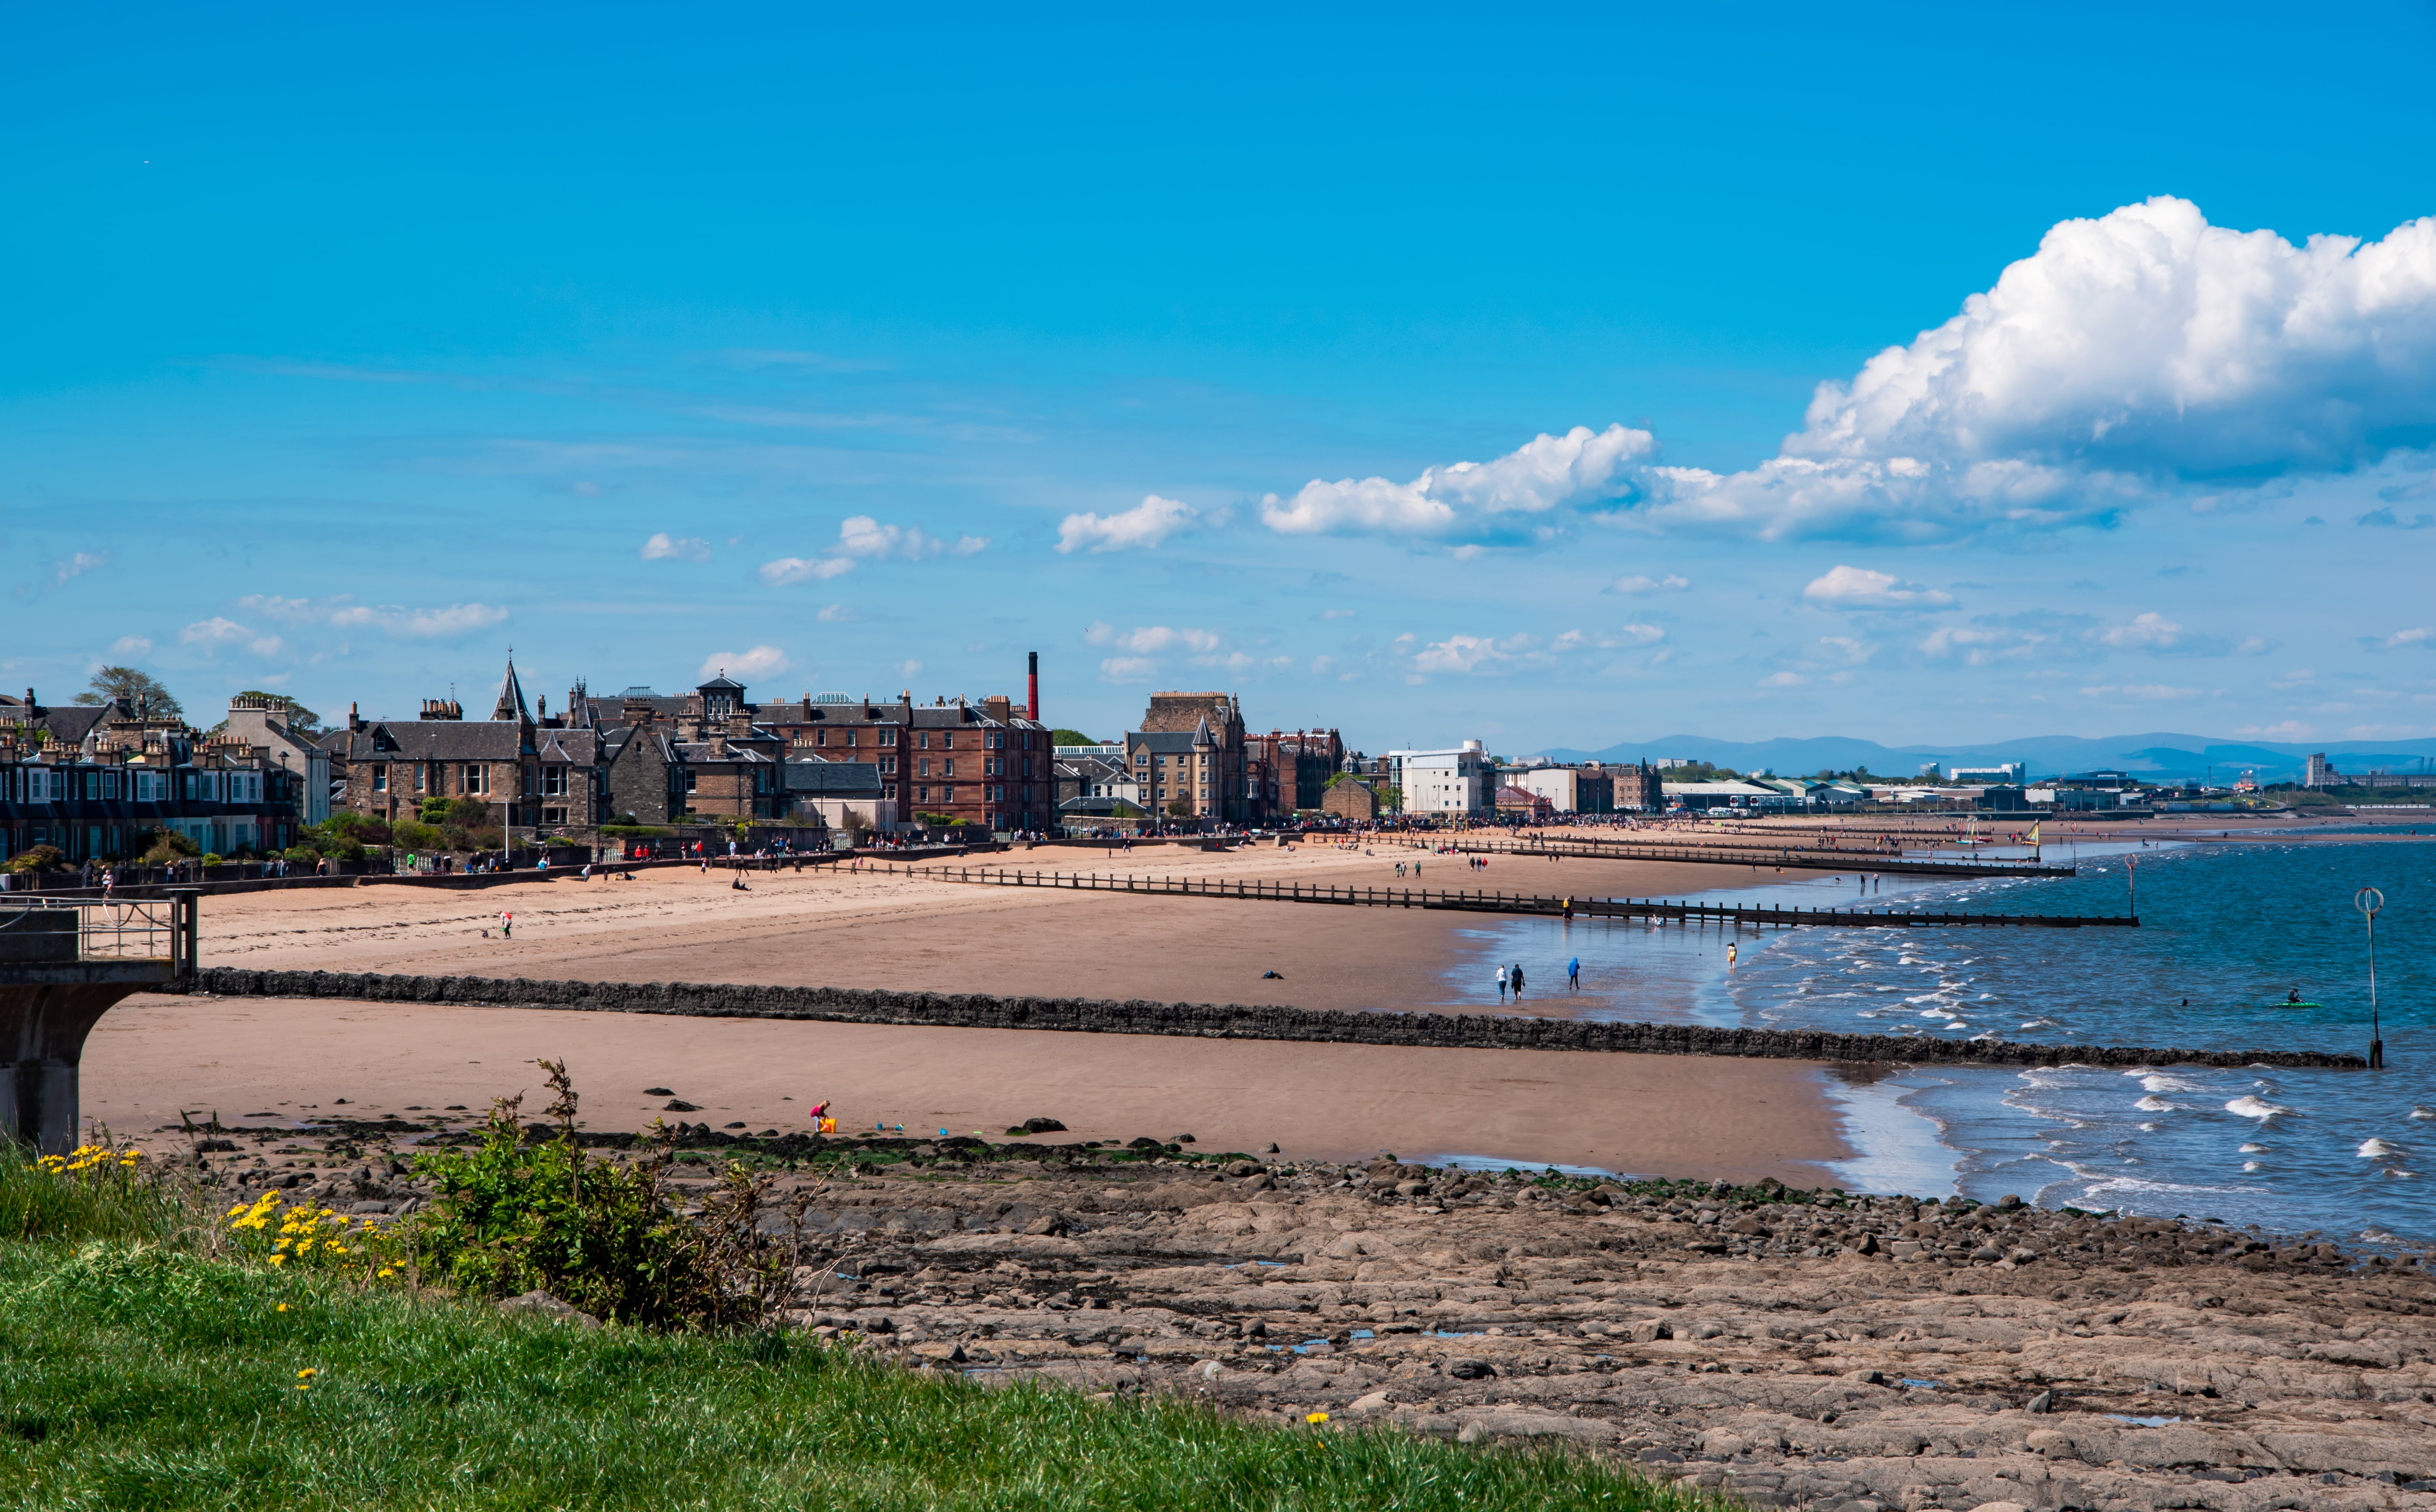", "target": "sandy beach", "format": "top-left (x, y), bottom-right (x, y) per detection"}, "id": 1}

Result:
top-left (191, 840), bottom-right (1778, 1013)
top-left (84, 992), bottom-right (1846, 1183)
top-left (55, 838), bottom-right (1859, 1179)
